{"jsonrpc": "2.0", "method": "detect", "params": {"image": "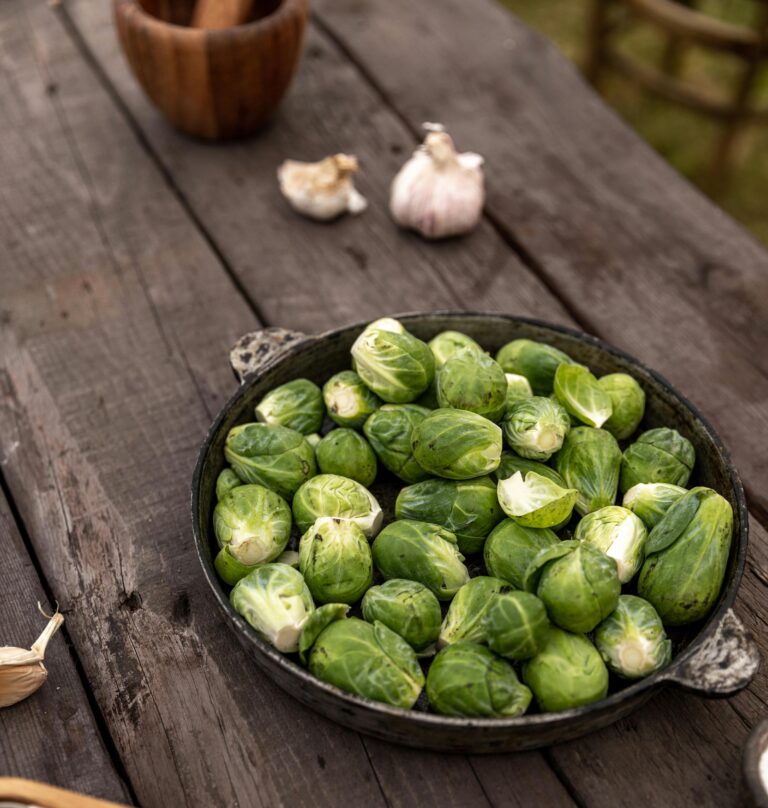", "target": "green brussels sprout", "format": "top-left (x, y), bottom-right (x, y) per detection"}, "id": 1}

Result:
top-left (363, 404), bottom-right (431, 483)
top-left (494, 453), bottom-right (567, 487)
top-left (620, 428), bottom-right (696, 493)
top-left (598, 373), bottom-right (646, 440)
top-left (496, 471), bottom-right (577, 529)
top-left (496, 339), bottom-right (573, 396)
top-left (322, 371), bottom-right (382, 429)
top-left (623, 482), bottom-right (687, 529)
top-left (428, 330), bottom-right (483, 367)
top-left (372, 520), bottom-right (470, 600)
top-left (411, 409), bottom-right (502, 480)
top-left (522, 627), bottom-right (609, 712)
top-left (315, 429), bottom-right (377, 488)
top-left (637, 487), bottom-right (733, 625)
top-left (308, 618), bottom-right (424, 708)
top-left (215, 546), bottom-right (302, 587)
top-left (502, 396), bottom-right (571, 461)
top-left (254, 379), bottom-right (324, 435)
top-left (225, 423), bottom-right (316, 500)
top-left (436, 349), bottom-right (508, 421)
top-left (299, 517), bottom-right (374, 604)
top-left (573, 505), bottom-right (648, 583)
top-left (298, 603), bottom-right (350, 665)
top-left (230, 563), bottom-right (315, 653)
top-left (292, 474), bottom-right (382, 537)
top-left (395, 476), bottom-right (504, 554)
top-left (595, 595), bottom-right (671, 679)
top-left (554, 427), bottom-right (622, 516)
top-left (553, 364), bottom-right (613, 429)
top-left (484, 591), bottom-right (550, 660)
top-left (426, 642), bottom-right (532, 717)
top-left (361, 579), bottom-right (442, 651)
top-left (524, 540), bottom-right (620, 633)
top-left (438, 576), bottom-right (510, 647)
top-left (215, 468), bottom-right (242, 501)
top-left (484, 519), bottom-right (559, 589)
top-left (351, 324), bottom-right (435, 403)
top-left (505, 373), bottom-right (533, 410)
